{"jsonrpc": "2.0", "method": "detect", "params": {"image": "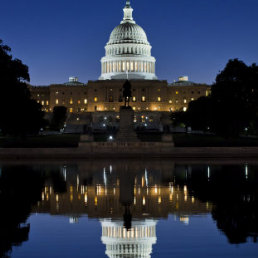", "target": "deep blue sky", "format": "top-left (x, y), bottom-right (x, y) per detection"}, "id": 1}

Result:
top-left (1, 0), bottom-right (258, 85)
